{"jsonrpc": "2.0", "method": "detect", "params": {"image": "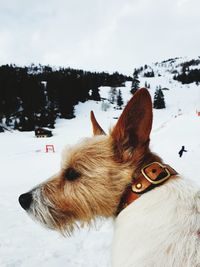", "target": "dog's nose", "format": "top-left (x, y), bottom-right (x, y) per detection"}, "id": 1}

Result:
top-left (18, 192), bottom-right (33, 210)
